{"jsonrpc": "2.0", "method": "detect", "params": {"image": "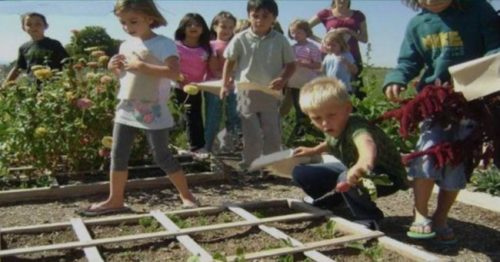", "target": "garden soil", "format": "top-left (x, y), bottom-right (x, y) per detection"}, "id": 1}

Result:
top-left (1, 161), bottom-right (499, 261)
